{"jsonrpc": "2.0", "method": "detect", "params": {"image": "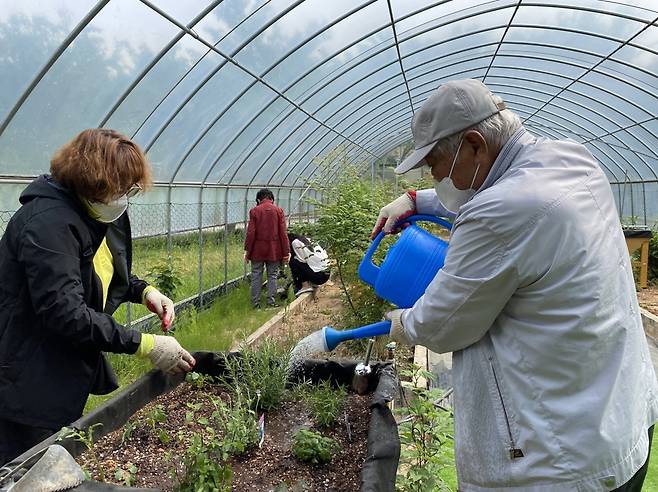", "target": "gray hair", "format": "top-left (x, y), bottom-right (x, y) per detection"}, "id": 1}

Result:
top-left (429, 96), bottom-right (522, 160)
